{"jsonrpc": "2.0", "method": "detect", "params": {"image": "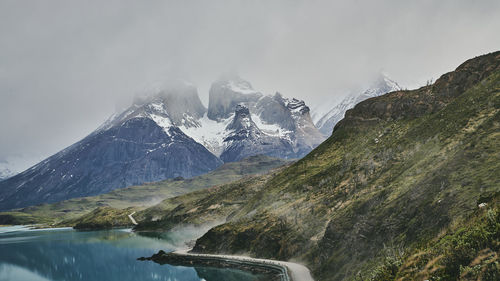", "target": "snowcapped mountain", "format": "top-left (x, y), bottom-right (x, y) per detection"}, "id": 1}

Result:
top-left (0, 82), bottom-right (223, 211)
top-left (220, 104), bottom-right (294, 162)
top-left (315, 74), bottom-right (401, 135)
top-left (0, 77), bottom-right (325, 210)
top-left (181, 76), bottom-right (326, 162)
